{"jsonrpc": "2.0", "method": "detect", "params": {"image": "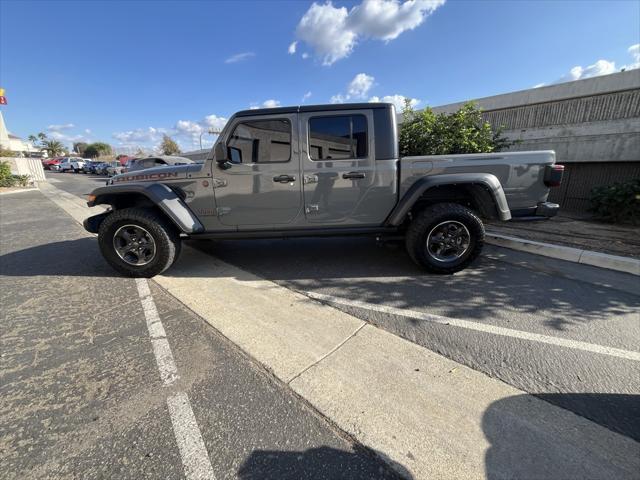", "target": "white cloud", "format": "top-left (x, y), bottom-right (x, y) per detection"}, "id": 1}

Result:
top-left (293, 0), bottom-right (445, 65)
top-left (369, 94), bottom-right (420, 111)
top-left (331, 72), bottom-right (375, 102)
top-left (348, 73), bottom-right (374, 98)
top-left (302, 52), bottom-right (310, 59)
top-left (330, 94), bottom-right (348, 104)
top-left (47, 123), bottom-right (75, 132)
top-left (535, 44), bottom-right (640, 88)
top-left (224, 52), bottom-right (255, 64)
top-left (622, 43), bottom-right (640, 70)
top-left (113, 127), bottom-right (163, 144)
top-left (250, 99), bottom-right (282, 109)
top-left (288, 41), bottom-right (298, 54)
top-left (296, 2), bottom-right (355, 66)
top-left (42, 123), bottom-right (92, 147)
top-left (349, 0), bottom-right (445, 41)
top-left (112, 114), bottom-right (228, 151)
top-left (302, 91), bottom-right (312, 102)
top-left (203, 114), bottom-right (227, 132)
